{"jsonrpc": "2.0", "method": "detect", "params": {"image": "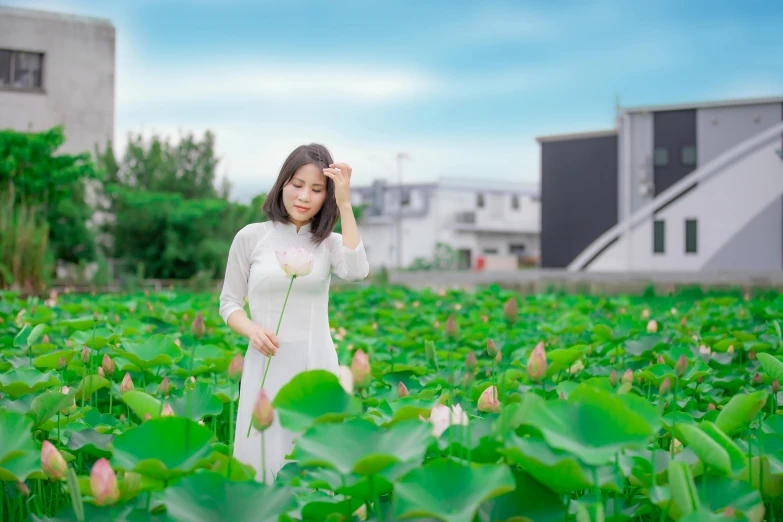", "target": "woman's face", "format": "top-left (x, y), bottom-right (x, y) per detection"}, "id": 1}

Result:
top-left (282, 163), bottom-right (328, 226)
